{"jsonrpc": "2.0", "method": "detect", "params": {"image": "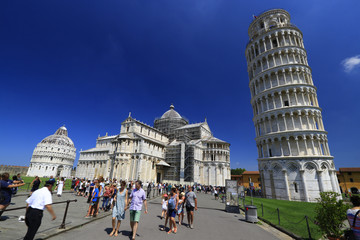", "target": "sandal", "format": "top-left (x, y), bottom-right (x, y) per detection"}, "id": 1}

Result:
top-left (174, 227), bottom-right (177, 234)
